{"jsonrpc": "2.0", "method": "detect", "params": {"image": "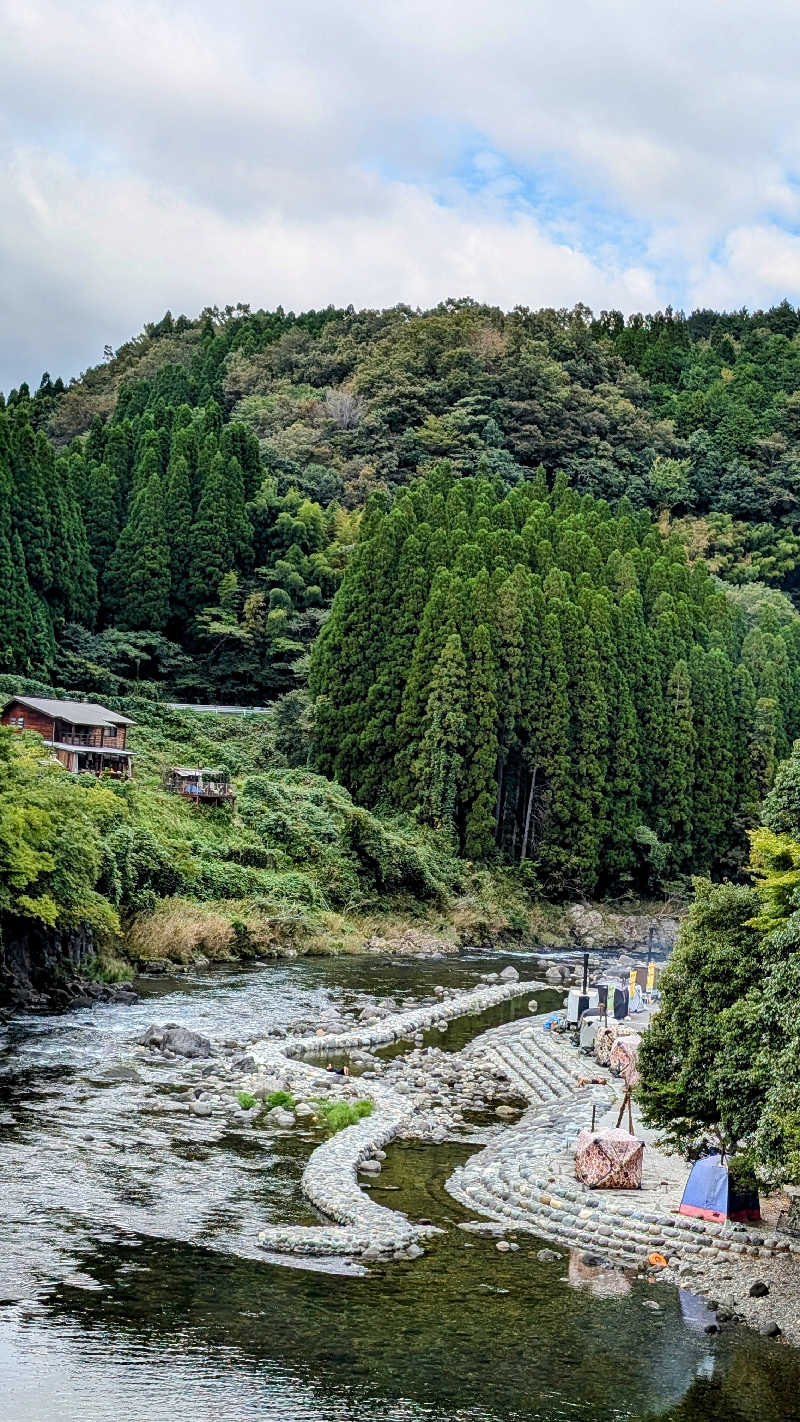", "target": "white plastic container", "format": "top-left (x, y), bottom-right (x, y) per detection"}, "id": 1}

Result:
top-left (566, 987), bottom-right (600, 1026)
